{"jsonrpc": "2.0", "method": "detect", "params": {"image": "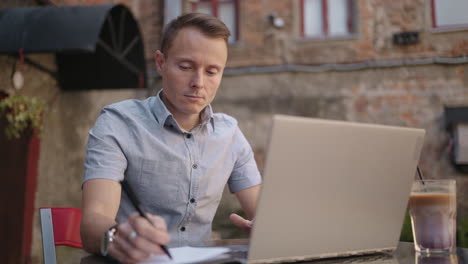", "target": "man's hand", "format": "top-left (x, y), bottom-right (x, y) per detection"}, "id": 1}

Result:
top-left (229, 213), bottom-right (253, 233)
top-left (108, 213), bottom-right (170, 264)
